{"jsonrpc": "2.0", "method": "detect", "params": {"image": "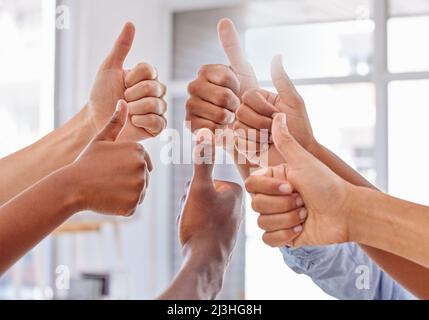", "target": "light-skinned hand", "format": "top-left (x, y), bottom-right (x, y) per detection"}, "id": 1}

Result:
top-left (88, 22), bottom-right (167, 141)
top-left (246, 165), bottom-right (307, 247)
top-left (246, 113), bottom-right (354, 247)
top-left (235, 55), bottom-right (316, 166)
